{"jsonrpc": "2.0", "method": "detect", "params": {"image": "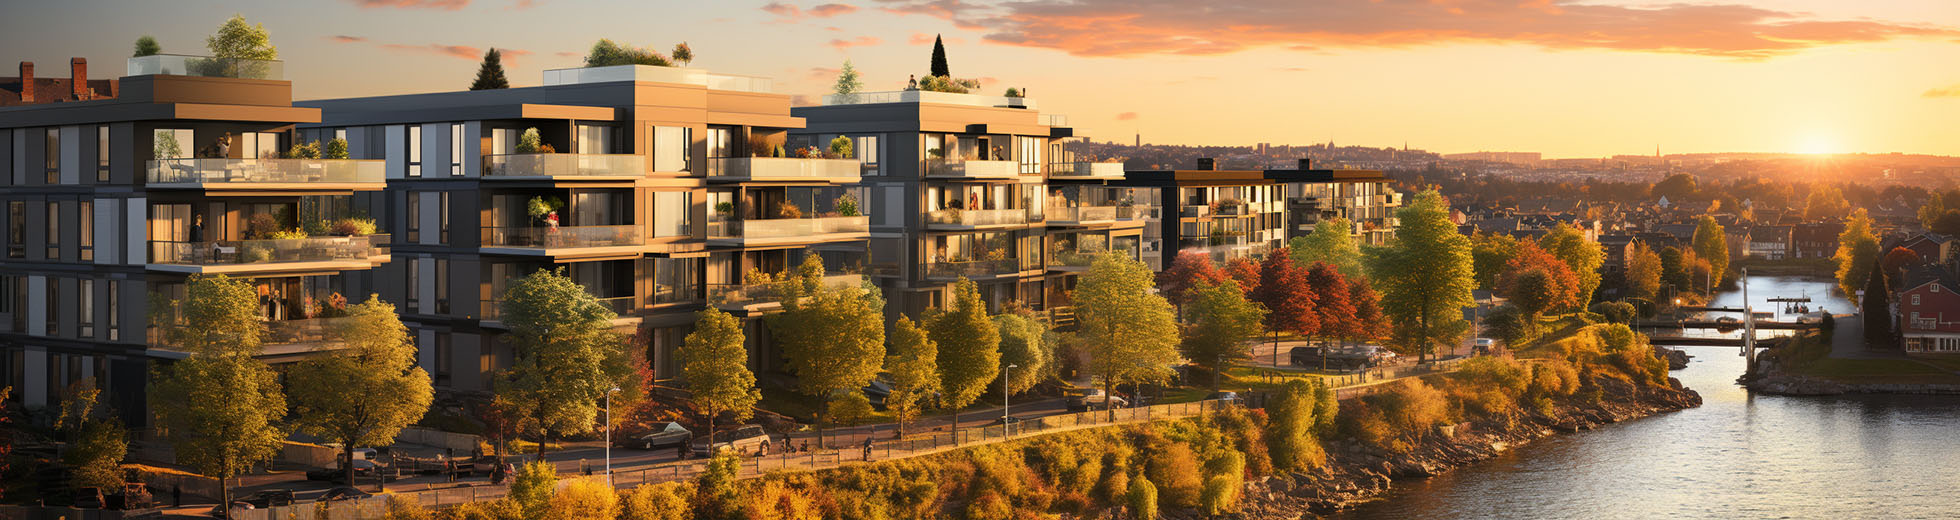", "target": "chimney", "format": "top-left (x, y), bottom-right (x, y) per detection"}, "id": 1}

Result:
top-left (70, 58), bottom-right (87, 99)
top-left (17, 61), bottom-right (33, 103)
top-left (1298, 158), bottom-right (1312, 170)
top-left (1196, 158), bottom-right (1215, 171)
